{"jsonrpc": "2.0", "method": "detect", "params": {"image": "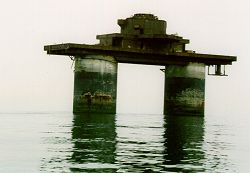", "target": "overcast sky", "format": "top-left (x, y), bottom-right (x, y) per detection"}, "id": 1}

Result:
top-left (0, 0), bottom-right (249, 115)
